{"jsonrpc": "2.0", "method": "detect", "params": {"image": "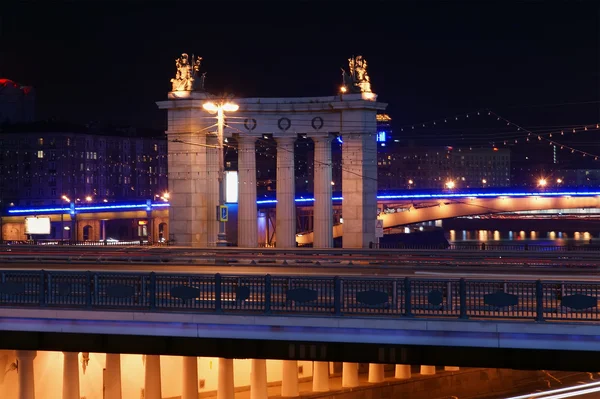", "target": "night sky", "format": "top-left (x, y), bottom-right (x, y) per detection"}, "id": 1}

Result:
top-left (1, 1), bottom-right (599, 144)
